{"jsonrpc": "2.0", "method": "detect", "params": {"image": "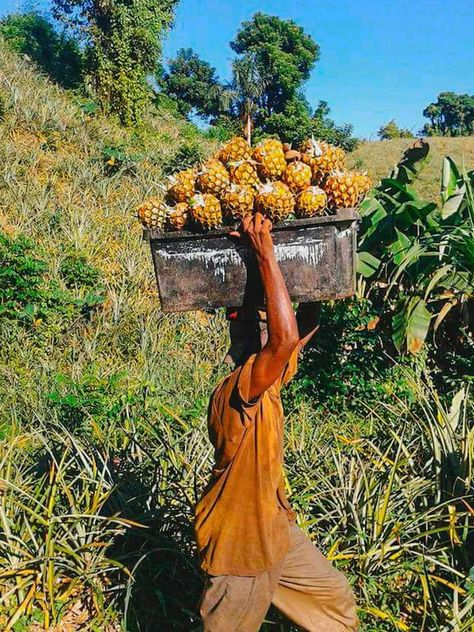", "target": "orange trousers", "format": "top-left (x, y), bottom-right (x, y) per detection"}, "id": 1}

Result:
top-left (199, 524), bottom-right (358, 631)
